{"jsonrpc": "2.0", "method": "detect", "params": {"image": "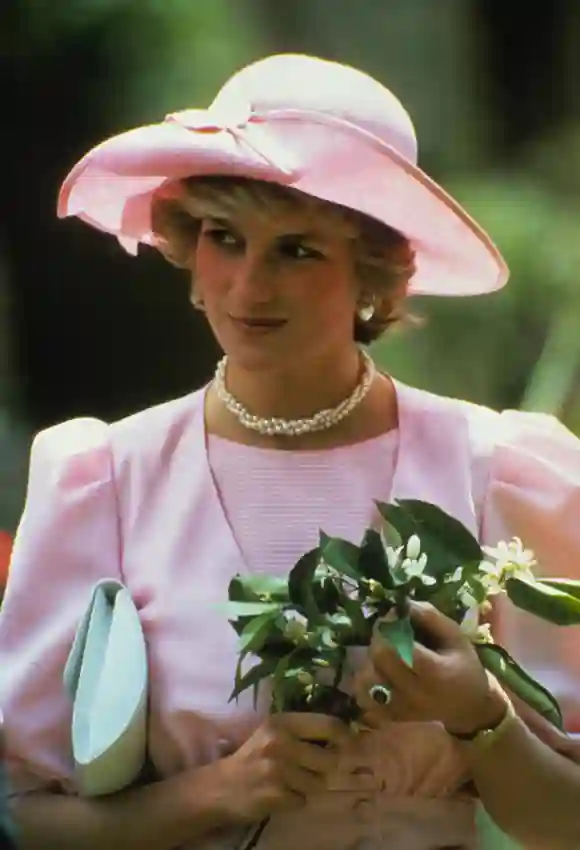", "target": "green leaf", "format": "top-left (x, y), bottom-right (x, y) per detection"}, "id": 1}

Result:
top-left (228, 658), bottom-right (278, 704)
top-left (377, 614), bottom-right (415, 668)
top-left (375, 502), bottom-right (418, 545)
top-left (222, 600), bottom-right (284, 618)
top-left (228, 573), bottom-right (290, 602)
top-left (271, 649), bottom-right (305, 712)
top-left (506, 575), bottom-right (580, 625)
top-left (239, 611), bottom-right (279, 653)
top-left (288, 548), bottom-right (322, 621)
top-left (380, 519), bottom-right (402, 550)
top-left (376, 500), bottom-right (482, 579)
top-left (228, 574), bottom-right (254, 602)
top-left (540, 578), bottom-right (580, 600)
top-left (358, 529), bottom-right (394, 587)
top-left (399, 500), bottom-right (483, 563)
top-left (324, 611), bottom-right (353, 631)
top-left (311, 575), bottom-right (341, 614)
top-left (340, 594), bottom-right (370, 639)
top-left (319, 532), bottom-right (361, 581)
top-left (476, 643), bottom-right (563, 729)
